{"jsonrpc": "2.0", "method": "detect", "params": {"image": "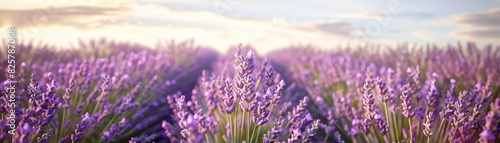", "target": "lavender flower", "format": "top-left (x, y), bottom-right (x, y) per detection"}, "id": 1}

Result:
top-left (480, 99), bottom-right (500, 143)
top-left (401, 85), bottom-right (415, 118)
top-left (163, 48), bottom-right (318, 143)
top-left (423, 111), bottom-right (434, 137)
top-left (363, 79), bottom-right (376, 120)
top-left (426, 73), bottom-right (440, 113)
top-left (374, 114), bottom-right (389, 134)
top-left (71, 113), bottom-right (91, 142)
